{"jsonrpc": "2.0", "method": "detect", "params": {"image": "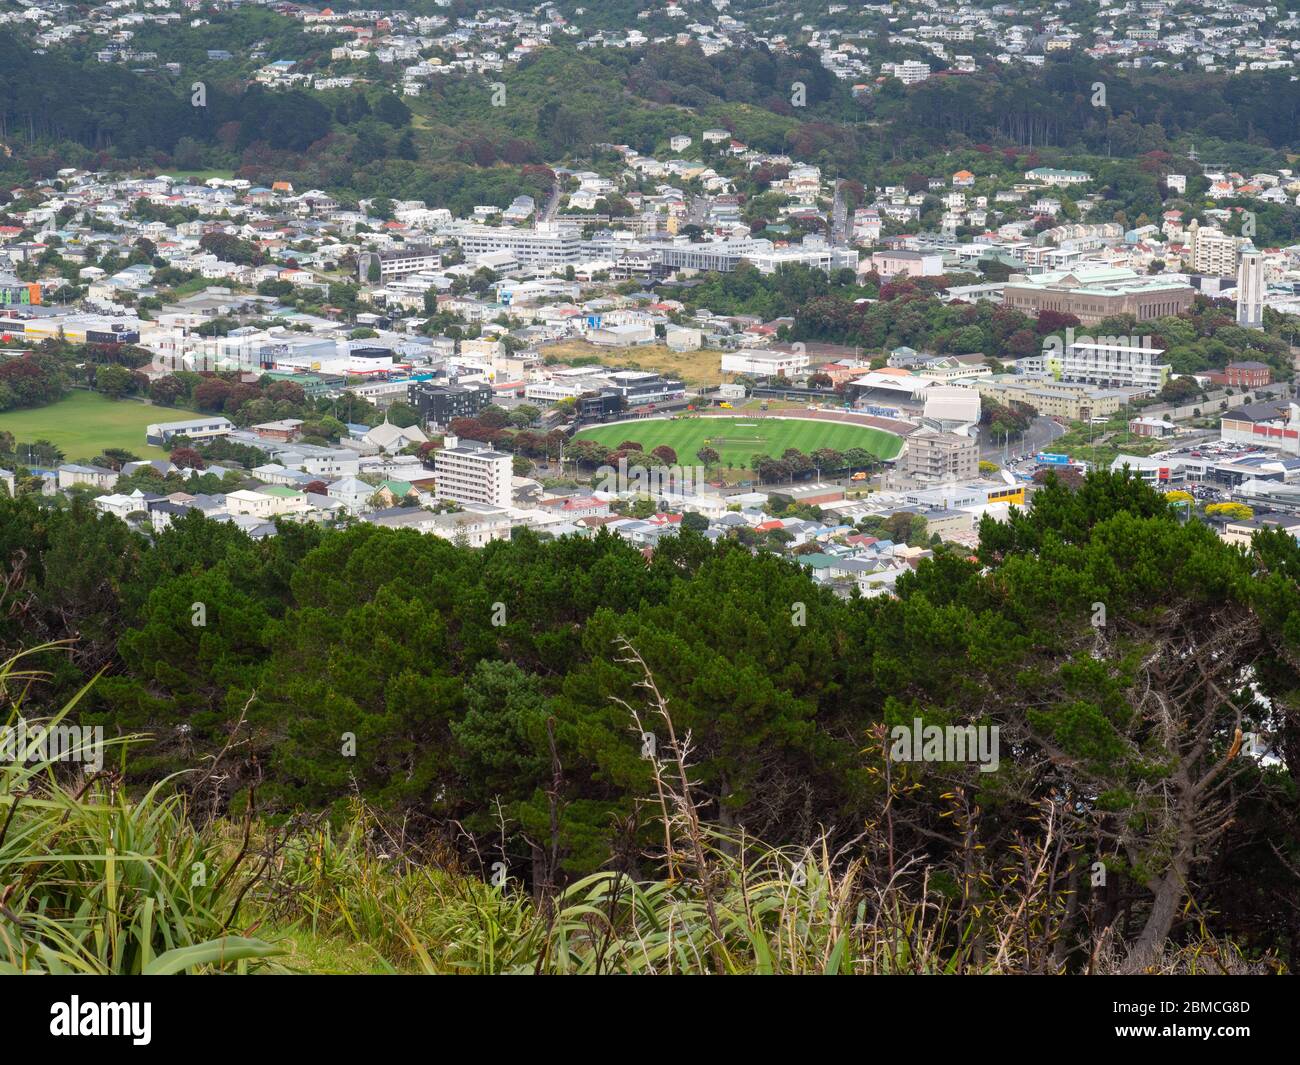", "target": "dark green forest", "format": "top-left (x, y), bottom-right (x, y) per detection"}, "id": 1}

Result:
top-left (1, 470), bottom-right (1298, 969)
